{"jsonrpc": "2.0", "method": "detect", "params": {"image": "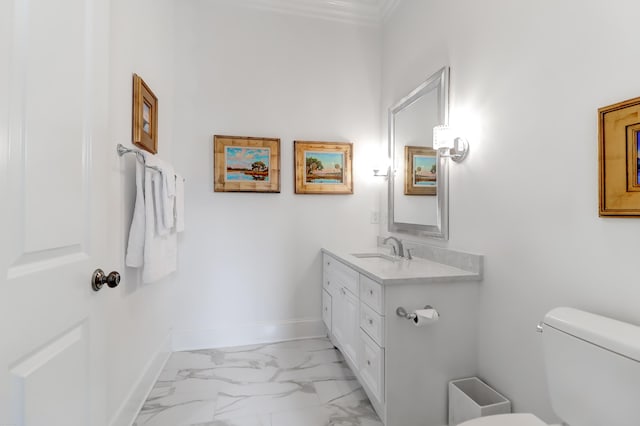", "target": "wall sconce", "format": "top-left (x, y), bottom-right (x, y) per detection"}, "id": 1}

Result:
top-left (433, 125), bottom-right (469, 163)
top-left (373, 167), bottom-right (389, 178)
top-left (372, 156), bottom-right (391, 178)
